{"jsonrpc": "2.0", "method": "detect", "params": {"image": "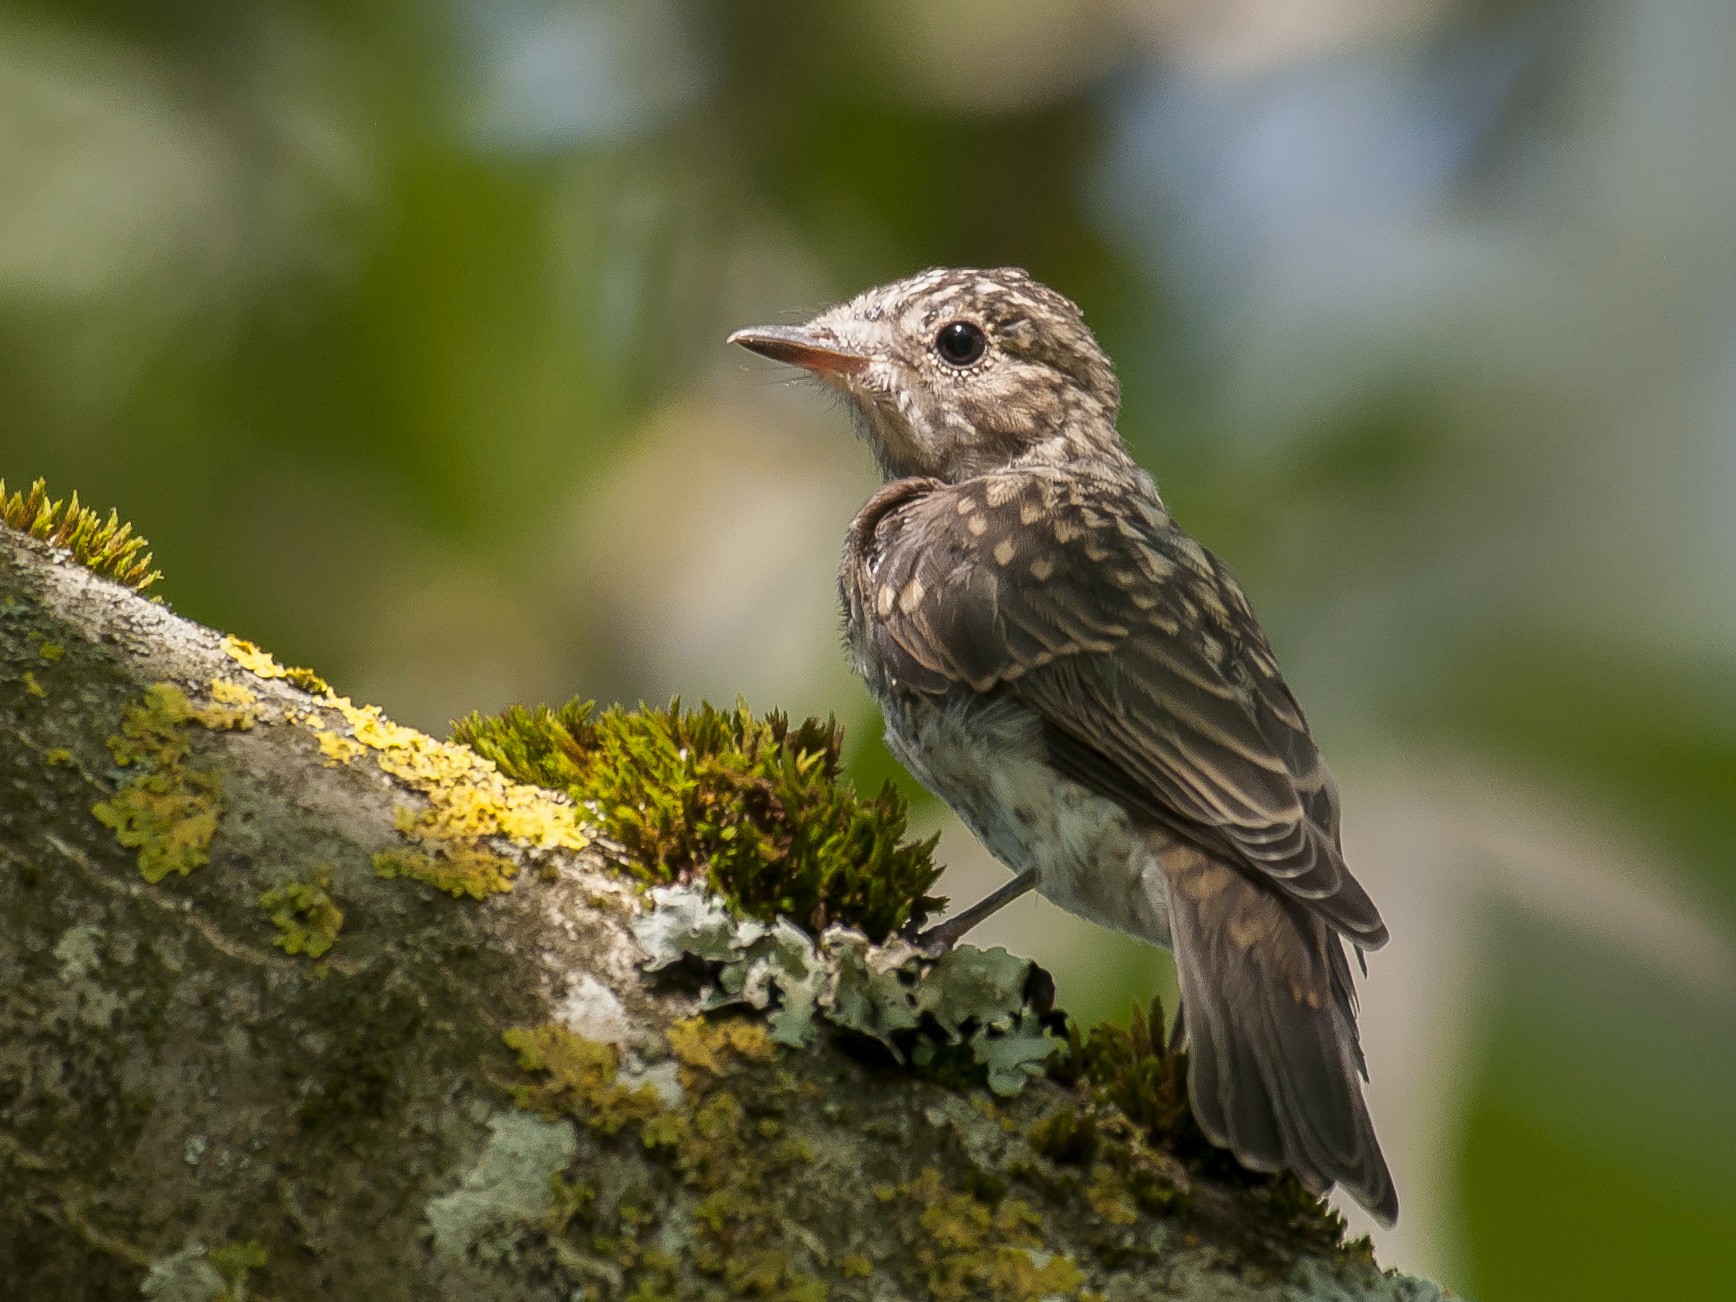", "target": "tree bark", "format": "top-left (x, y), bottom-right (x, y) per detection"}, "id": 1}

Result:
top-left (0, 528), bottom-right (1451, 1302)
